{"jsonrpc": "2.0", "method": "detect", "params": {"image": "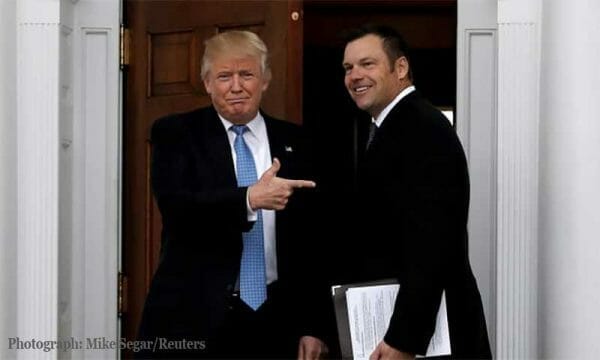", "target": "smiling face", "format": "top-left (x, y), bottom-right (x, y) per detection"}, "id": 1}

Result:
top-left (203, 54), bottom-right (269, 124)
top-left (343, 34), bottom-right (409, 118)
